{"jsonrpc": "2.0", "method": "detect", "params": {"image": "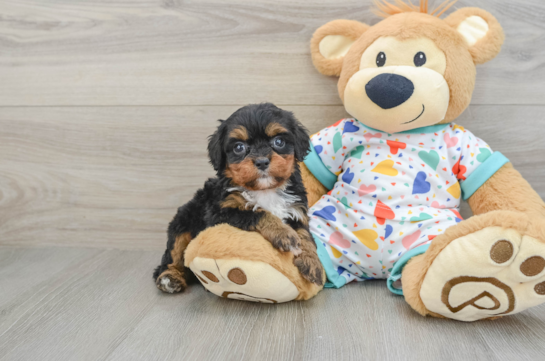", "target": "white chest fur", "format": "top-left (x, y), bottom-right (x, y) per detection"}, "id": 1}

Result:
top-left (229, 186), bottom-right (305, 222)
